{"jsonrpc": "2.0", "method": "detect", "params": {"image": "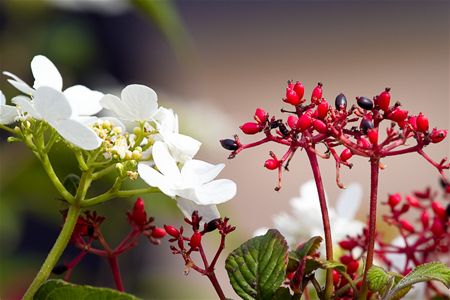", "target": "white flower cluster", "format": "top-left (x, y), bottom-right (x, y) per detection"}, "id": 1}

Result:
top-left (1, 55), bottom-right (236, 221)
